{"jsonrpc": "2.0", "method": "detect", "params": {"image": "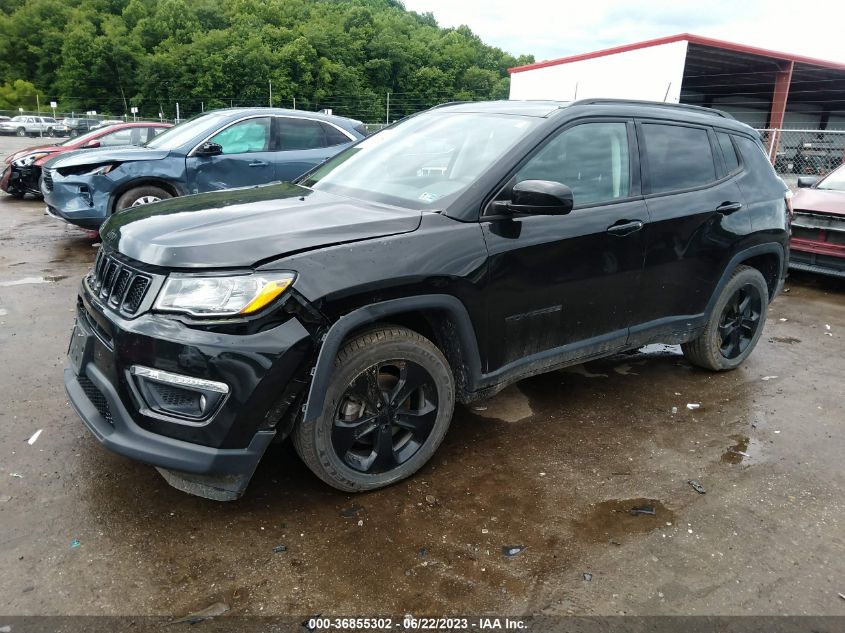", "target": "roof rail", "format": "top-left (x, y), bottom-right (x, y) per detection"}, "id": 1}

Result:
top-left (571, 99), bottom-right (735, 119)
